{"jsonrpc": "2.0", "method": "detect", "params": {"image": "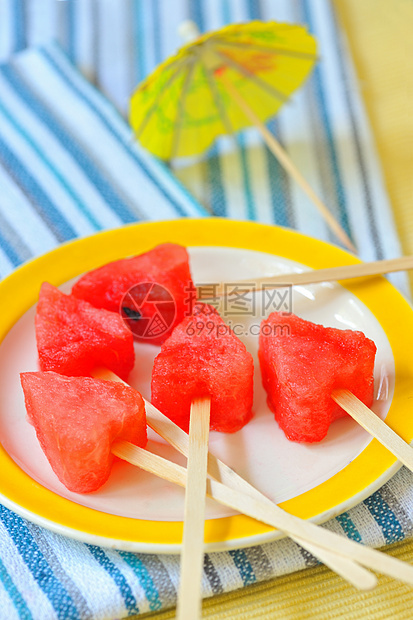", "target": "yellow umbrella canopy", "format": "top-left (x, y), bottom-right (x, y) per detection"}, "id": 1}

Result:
top-left (130, 20), bottom-right (317, 160)
top-left (130, 20), bottom-right (354, 251)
